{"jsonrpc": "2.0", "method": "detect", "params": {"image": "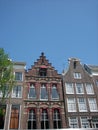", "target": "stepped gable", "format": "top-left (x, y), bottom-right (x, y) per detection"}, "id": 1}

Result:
top-left (25, 52), bottom-right (61, 77)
